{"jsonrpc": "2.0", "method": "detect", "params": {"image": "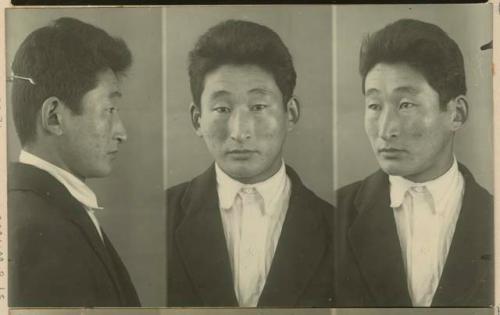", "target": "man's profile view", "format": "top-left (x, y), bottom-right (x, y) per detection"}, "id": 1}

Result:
top-left (167, 20), bottom-right (334, 307)
top-left (336, 19), bottom-right (493, 307)
top-left (8, 17), bottom-right (141, 307)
